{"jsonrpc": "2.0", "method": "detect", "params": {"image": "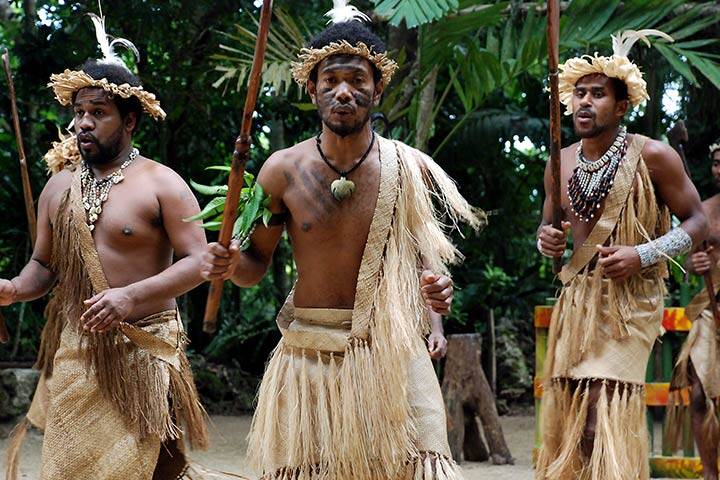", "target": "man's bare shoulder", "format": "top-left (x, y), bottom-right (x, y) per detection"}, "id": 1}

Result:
top-left (703, 193), bottom-right (720, 210)
top-left (41, 167), bottom-right (73, 199)
top-left (640, 137), bottom-right (680, 167)
top-left (561, 142), bottom-right (580, 157)
top-left (259, 138), bottom-right (315, 181)
top-left (139, 157), bottom-right (189, 189)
